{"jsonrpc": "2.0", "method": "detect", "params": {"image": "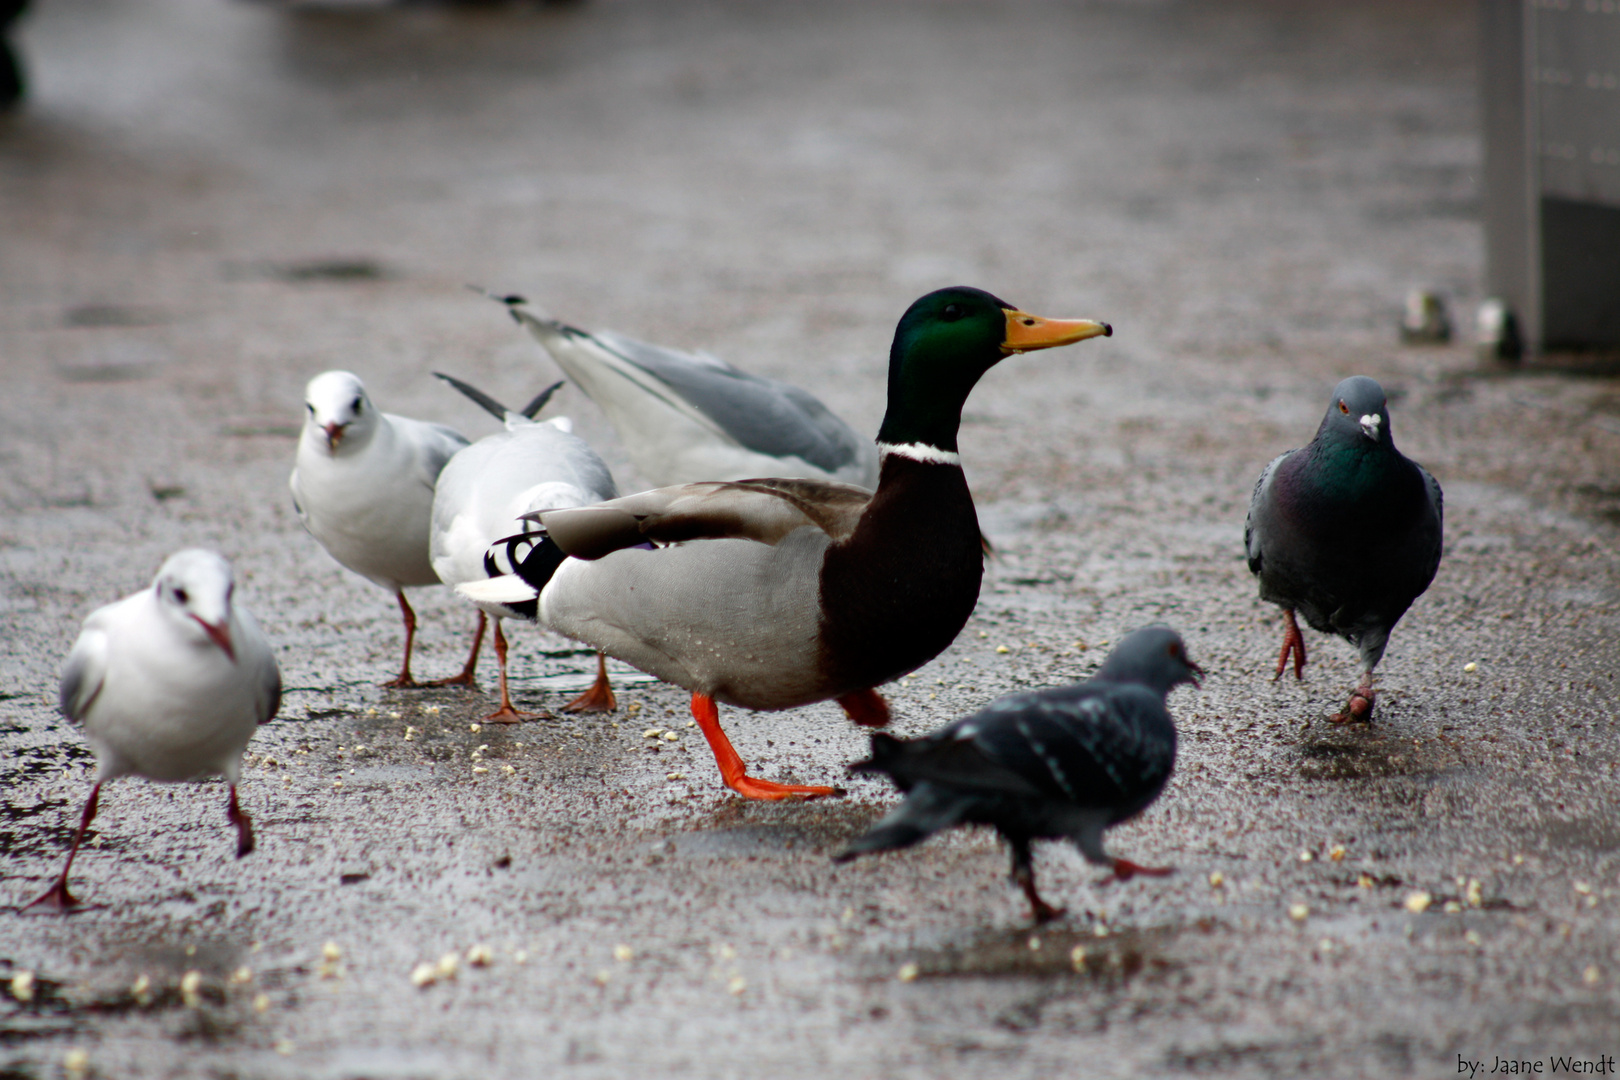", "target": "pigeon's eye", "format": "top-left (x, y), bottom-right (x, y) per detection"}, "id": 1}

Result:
top-left (1338, 400), bottom-right (1350, 415)
top-left (942, 303), bottom-right (963, 320)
